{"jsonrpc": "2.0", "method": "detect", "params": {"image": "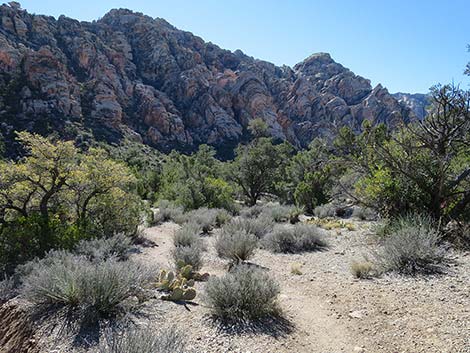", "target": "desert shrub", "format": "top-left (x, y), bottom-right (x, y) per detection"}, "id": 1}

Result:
top-left (172, 244), bottom-right (204, 271)
top-left (351, 206), bottom-right (377, 221)
top-left (262, 204), bottom-right (294, 222)
top-left (215, 208), bottom-right (232, 227)
top-left (223, 216), bottom-right (274, 239)
top-left (287, 206), bottom-right (304, 224)
top-left (0, 276), bottom-right (15, 302)
top-left (374, 218), bottom-right (445, 275)
top-left (98, 325), bottom-right (186, 353)
top-left (239, 205), bottom-right (265, 219)
top-left (313, 204), bottom-right (338, 218)
top-left (350, 260), bottom-right (374, 279)
top-left (173, 223), bottom-right (203, 248)
top-left (21, 252), bottom-right (153, 318)
top-left (215, 229), bottom-right (258, 264)
top-left (153, 200), bottom-right (185, 224)
top-left (263, 224), bottom-right (327, 253)
top-left (374, 213), bottom-right (436, 239)
top-left (205, 265), bottom-right (280, 321)
top-left (75, 234), bottom-right (133, 262)
top-left (181, 207), bottom-right (218, 233)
